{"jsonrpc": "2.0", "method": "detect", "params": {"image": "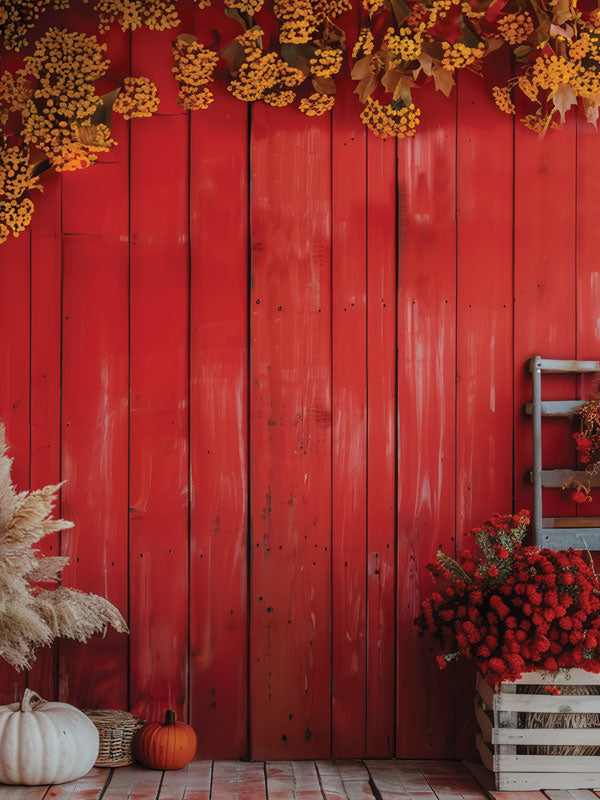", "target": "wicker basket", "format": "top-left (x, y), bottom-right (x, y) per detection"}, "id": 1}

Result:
top-left (84, 709), bottom-right (145, 767)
